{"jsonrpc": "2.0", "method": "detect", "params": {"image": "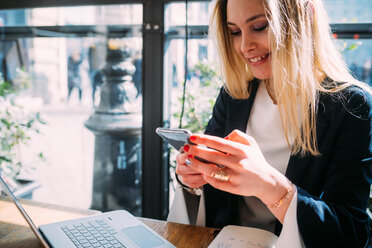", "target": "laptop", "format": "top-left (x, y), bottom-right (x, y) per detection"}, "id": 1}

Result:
top-left (0, 175), bottom-right (176, 248)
